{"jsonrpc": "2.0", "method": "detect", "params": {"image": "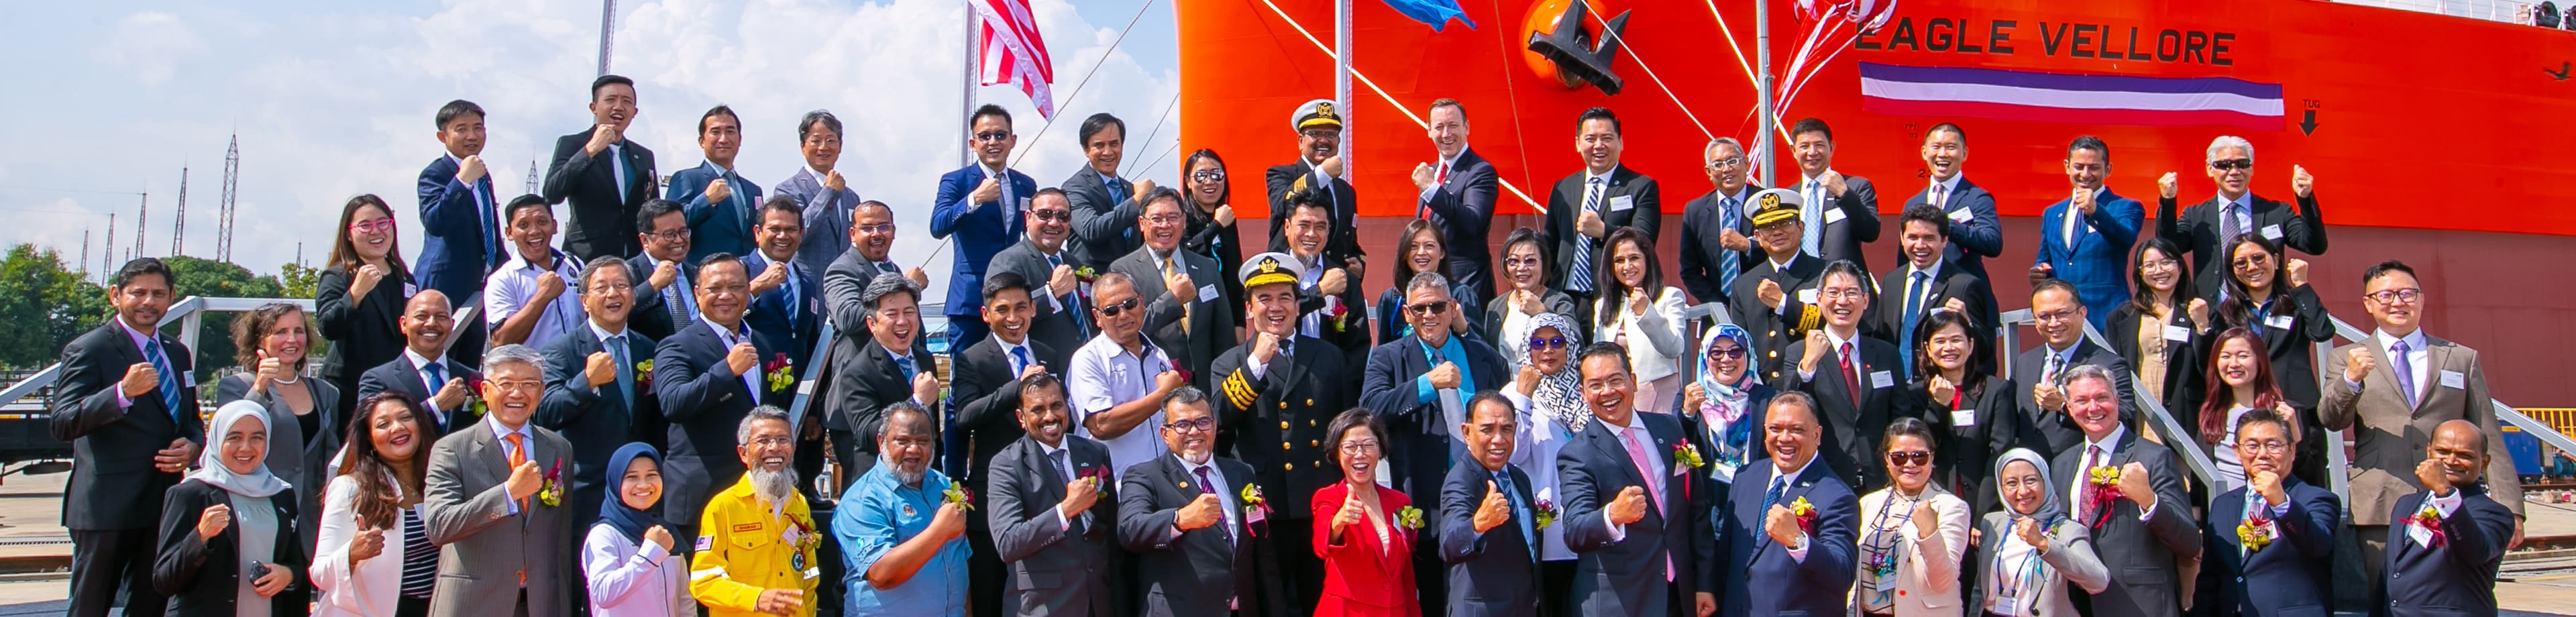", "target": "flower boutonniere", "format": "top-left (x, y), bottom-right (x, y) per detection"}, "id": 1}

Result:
top-left (1790, 496), bottom-right (1818, 534)
top-left (635, 359), bottom-right (655, 389)
top-left (2237, 514), bottom-right (2275, 553)
top-left (1670, 443), bottom-right (1706, 473)
top-left (1074, 266), bottom-right (1099, 284)
top-left (1534, 496), bottom-right (1559, 530)
top-left (537, 459), bottom-right (565, 508)
top-left (2083, 465), bottom-right (2123, 524)
top-left (1328, 302), bottom-right (1353, 333)
top-left (763, 353), bottom-right (794, 392)
top-left (2411, 502), bottom-right (2447, 547)
top-left (1079, 467), bottom-right (1113, 499)
top-left (1395, 505), bottom-right (1426, 530)
top-left (1239, 484), bottom-right (1269, 513)
top-left (1167, 360), bottom-right (1193, 390)
top-left (463, 374), bottom-right (490, 416)
top-left (943, 483), bottom-right (976, 512)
